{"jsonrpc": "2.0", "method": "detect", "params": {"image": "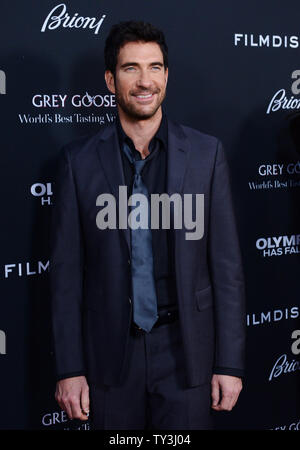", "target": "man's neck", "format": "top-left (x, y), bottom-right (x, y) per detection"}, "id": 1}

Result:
top-left (118, 108), bottom-right (162, 159)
